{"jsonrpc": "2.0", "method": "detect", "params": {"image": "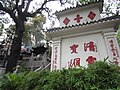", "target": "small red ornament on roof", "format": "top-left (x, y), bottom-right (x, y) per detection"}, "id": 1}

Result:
top-left (88, 11), bottom-right (96, 20)
top-left (74, 14), bottom-right (83, 23)
top-left (63, 17), bottom-right (70, 25)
